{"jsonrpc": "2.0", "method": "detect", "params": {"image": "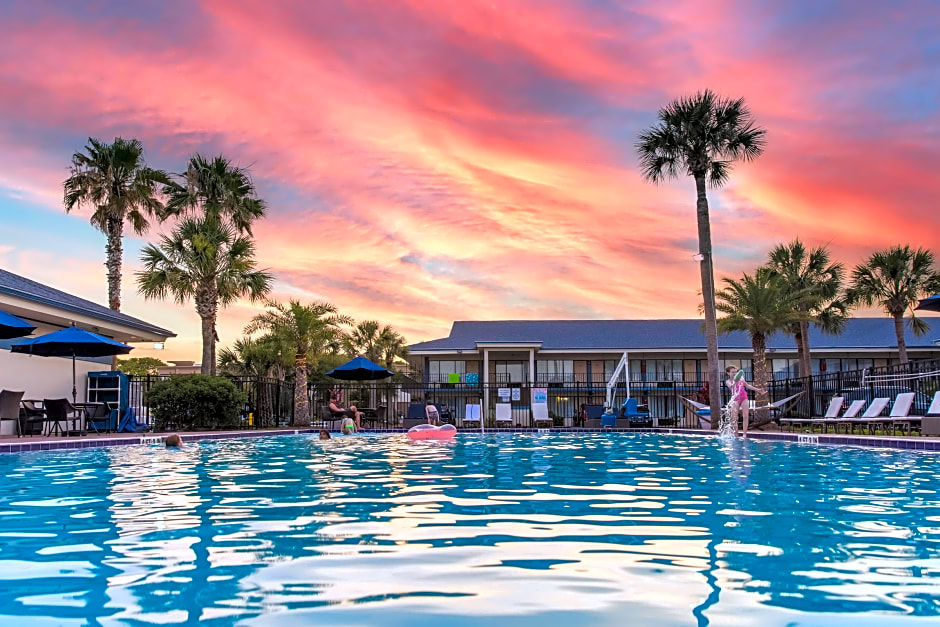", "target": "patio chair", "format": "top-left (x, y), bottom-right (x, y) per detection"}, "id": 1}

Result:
top-left (463, 403), bottom-right (482, 428)
top-left (84, 402), bottom-right (112, 434)
top-left (434, 403), bottom-right (455, 425)
top-left (18, 400), bottom-right (45, 437)
top-left (0, 390), bottom-right (24, 436)
top-left (43, 398), bottom-right (83, 437)
top-left (843, 397), bottom-right (891, 434)
top-left (781, 396), bottom-right (843, 432)
top-left (319, 404), bottom-right (343, 428)
top-left (920, 392), bottom-right (940, 436)
top-left (495, 403), bottom-right (513, 427)
top-left (403, 402), bottom-right (427, 429)
top-left (531, 403), bottom-right (552, 427)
